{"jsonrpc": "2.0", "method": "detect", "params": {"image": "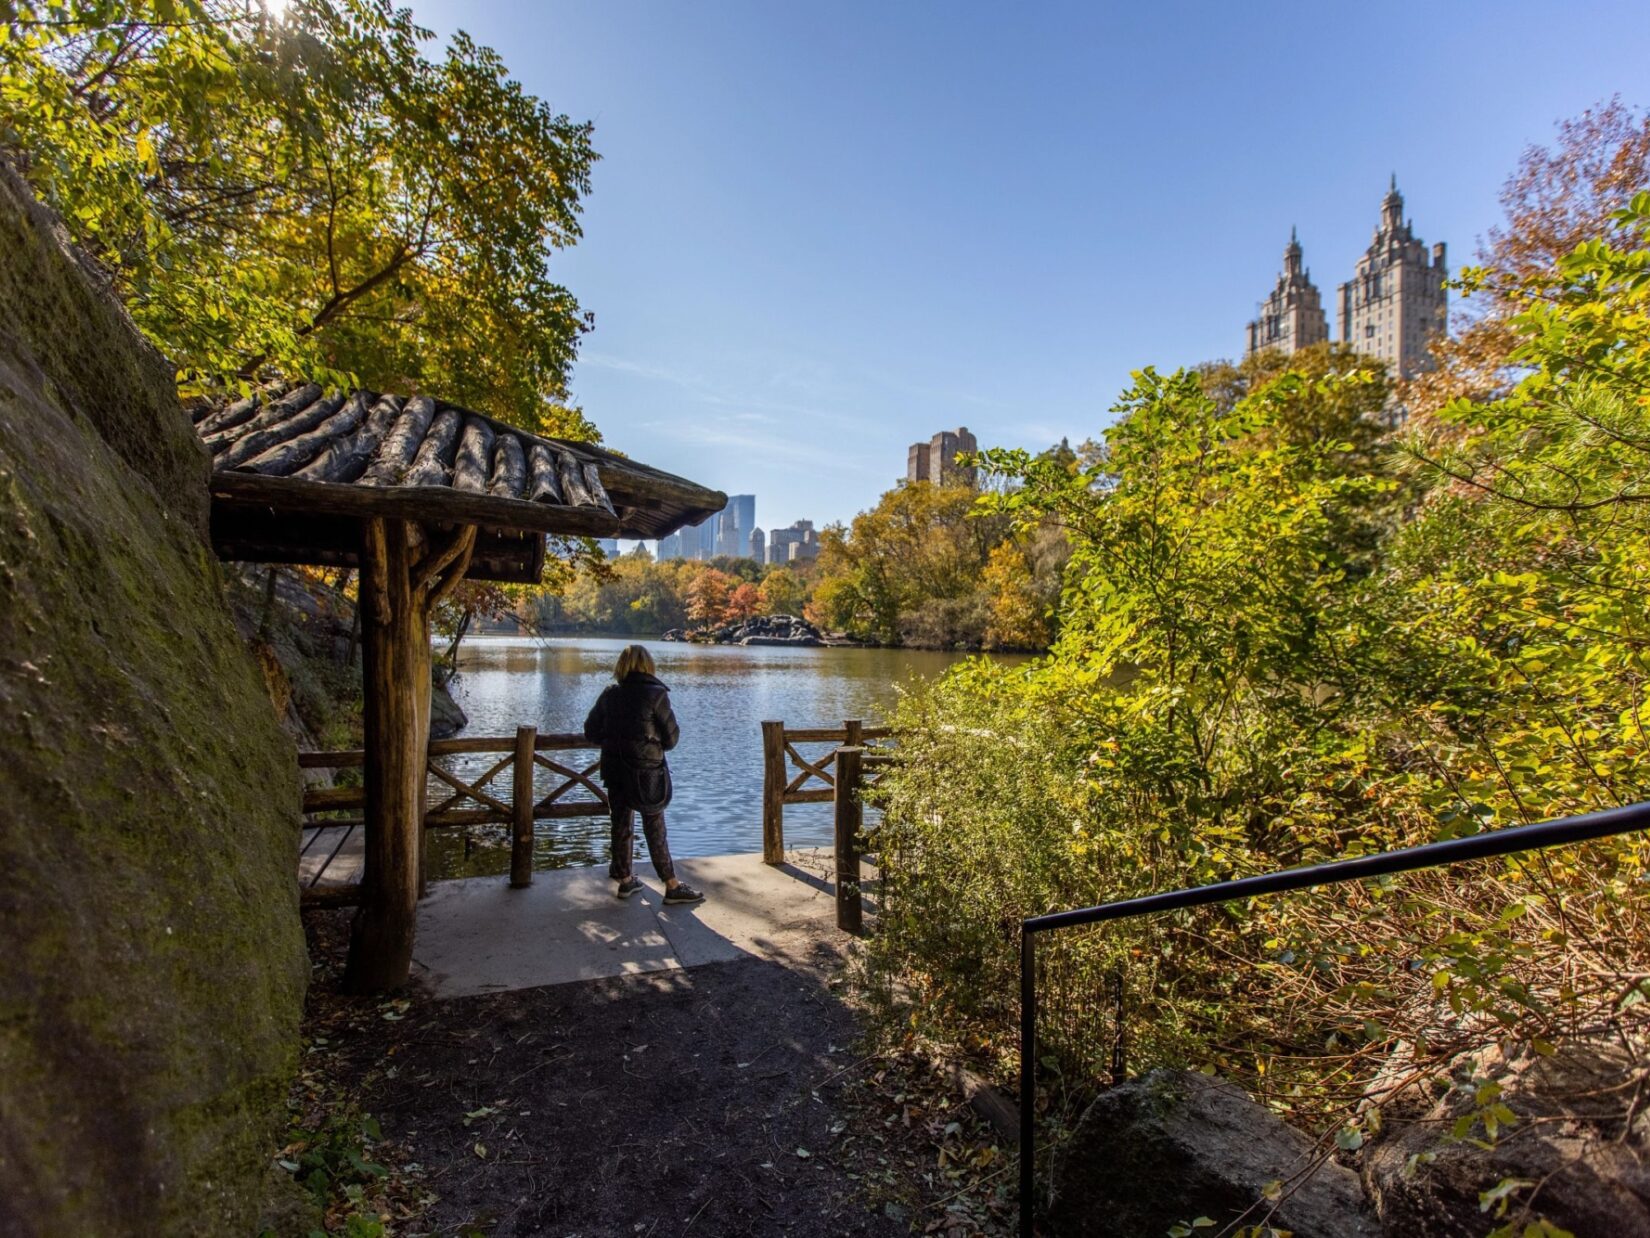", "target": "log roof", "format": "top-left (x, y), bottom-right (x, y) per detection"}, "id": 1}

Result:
top-left (193, 382), bottom-right (726, 583)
